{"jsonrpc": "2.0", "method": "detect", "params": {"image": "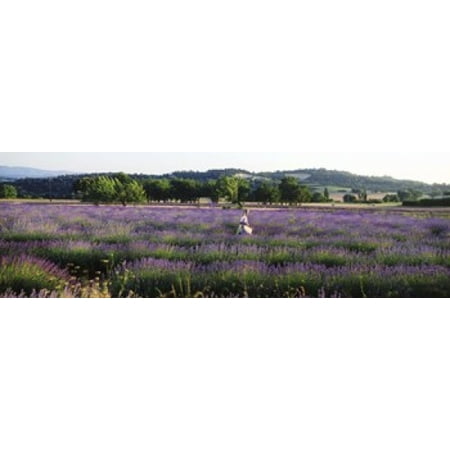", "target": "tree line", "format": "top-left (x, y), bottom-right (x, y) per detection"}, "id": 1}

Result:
top-left (5, 168), bottom-right (449, 200)
top-left (71, 173), bottom-right (322, 206)
top-left (3, 172), bottom-right (449, 205)
top-left (342, 189), bottom-right (434, 204)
